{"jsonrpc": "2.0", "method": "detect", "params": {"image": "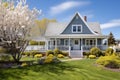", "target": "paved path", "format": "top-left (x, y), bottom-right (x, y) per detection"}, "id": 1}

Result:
top-left (61, 58), bottom-right (83, 62)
